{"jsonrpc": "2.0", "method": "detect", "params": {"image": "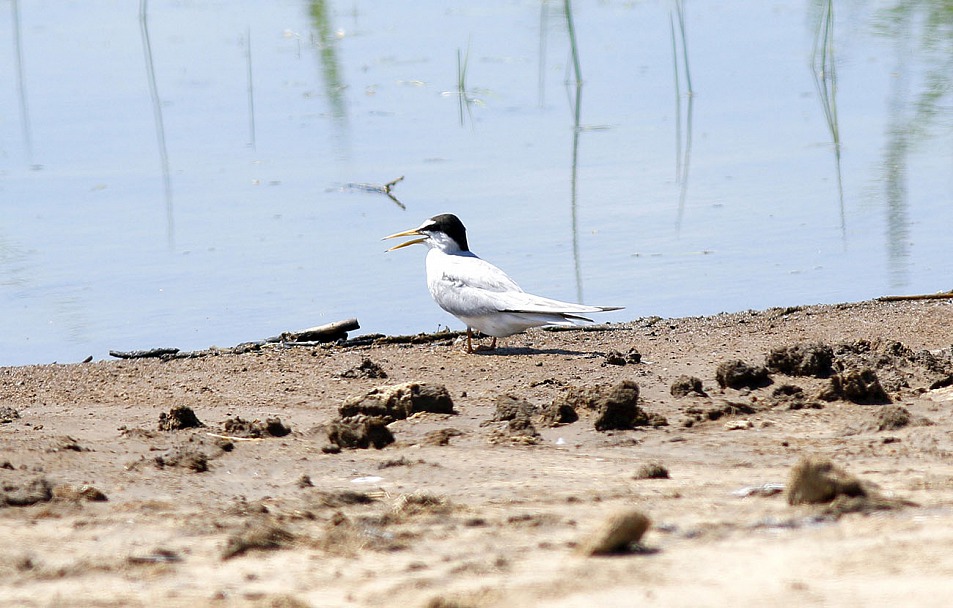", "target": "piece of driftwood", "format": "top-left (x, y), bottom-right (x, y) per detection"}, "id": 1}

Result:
top-left (877, 291), bottom-right (953, 302)
top-left (372, 330), bottom-right (466, 345)
top-left (277, 318), bottom-right (360, 343)
top-left (109, 347), bottom-right (180, 359)
top-left (541, 323), bottom-right (624, 333)
top-left (109, 319), bottom-right (360, 360)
